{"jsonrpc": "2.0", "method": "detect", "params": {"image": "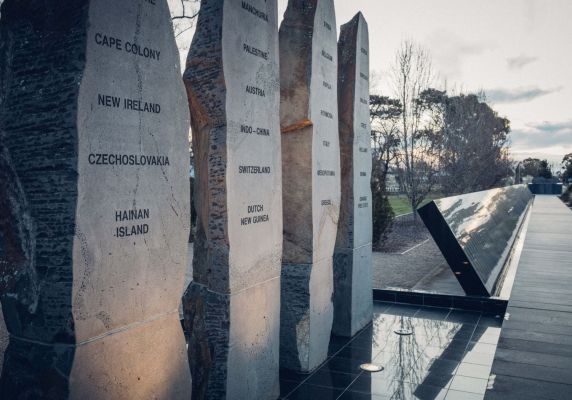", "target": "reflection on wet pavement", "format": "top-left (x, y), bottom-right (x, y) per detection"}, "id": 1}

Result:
top-left (280, 301), bottom-right (502, 400)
